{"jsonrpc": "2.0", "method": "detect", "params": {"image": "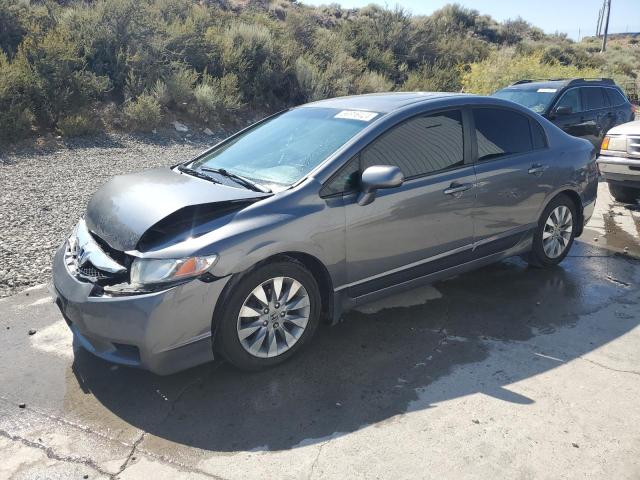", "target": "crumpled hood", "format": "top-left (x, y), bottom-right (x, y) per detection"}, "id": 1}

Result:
top-left (85, 167), bottom-right (269, 252)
